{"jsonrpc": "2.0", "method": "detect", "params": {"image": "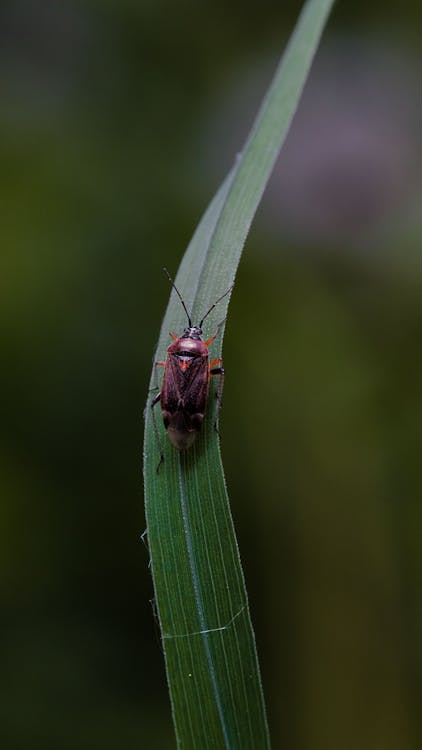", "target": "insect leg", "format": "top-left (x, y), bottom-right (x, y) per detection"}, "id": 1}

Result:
top-left (209, 356), bottom-right (223, 371)
top-left (204, 317), bottom-right (227, 347)
top-left (210, 359), bottom-right (225, 435)
top-left (151, 392), bottom-right (161, 406)
top-left (148, 360), bottom-right (167, 470)
top-left (151, 360), bottom-right (166, 392)
top-left (151, 391), bottom-right (164, 472)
